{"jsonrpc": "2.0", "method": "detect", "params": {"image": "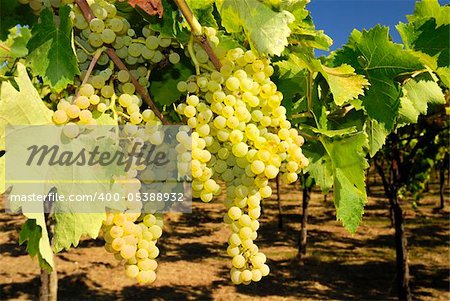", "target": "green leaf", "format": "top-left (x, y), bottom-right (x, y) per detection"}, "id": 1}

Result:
top-left (218, 0), bottom-right (294, 56)
top-left (413, 20), bottom-right (449, 68)
top-left (365, 118), bottom-right (388, 157)
top-left (321, 133), bottom-right (369, 233)
top-left (274, 53), bottom-right (308, 116)
top-left (436, 66), bottom-right (450, 88)
top-left (149, 58), bottom-right (194, 106)
top-left (53, 213), bottom-right (107, 252)
top-left (312, 126), bottom-right (358, 138)
top-left (406, 0), bottom-right (450, 28)
top-left (3, 26), bottom-right (32, 58)
top-left (0, 62), bottom-right (53, 152)
top-left (0, 0), bottom-right (37, 40)
top-left (19, 217), bottom-right (54, 272)
top-left (303, 141), bottom-right (333, 194)
top-left (192, 4), bottom-right (218, 28)
top-left (320, 64), bottom-right (369, 106)
top-left (334, 25), bottom-right (424, 131)
top-left (27, 6), bottom-right (79, 92)
top-left (6, 127), bottom-right (126, 252)
top-left (398, 79), bottom-right (445, 124)
top-left (143, 0), bottom-right (189, 44)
